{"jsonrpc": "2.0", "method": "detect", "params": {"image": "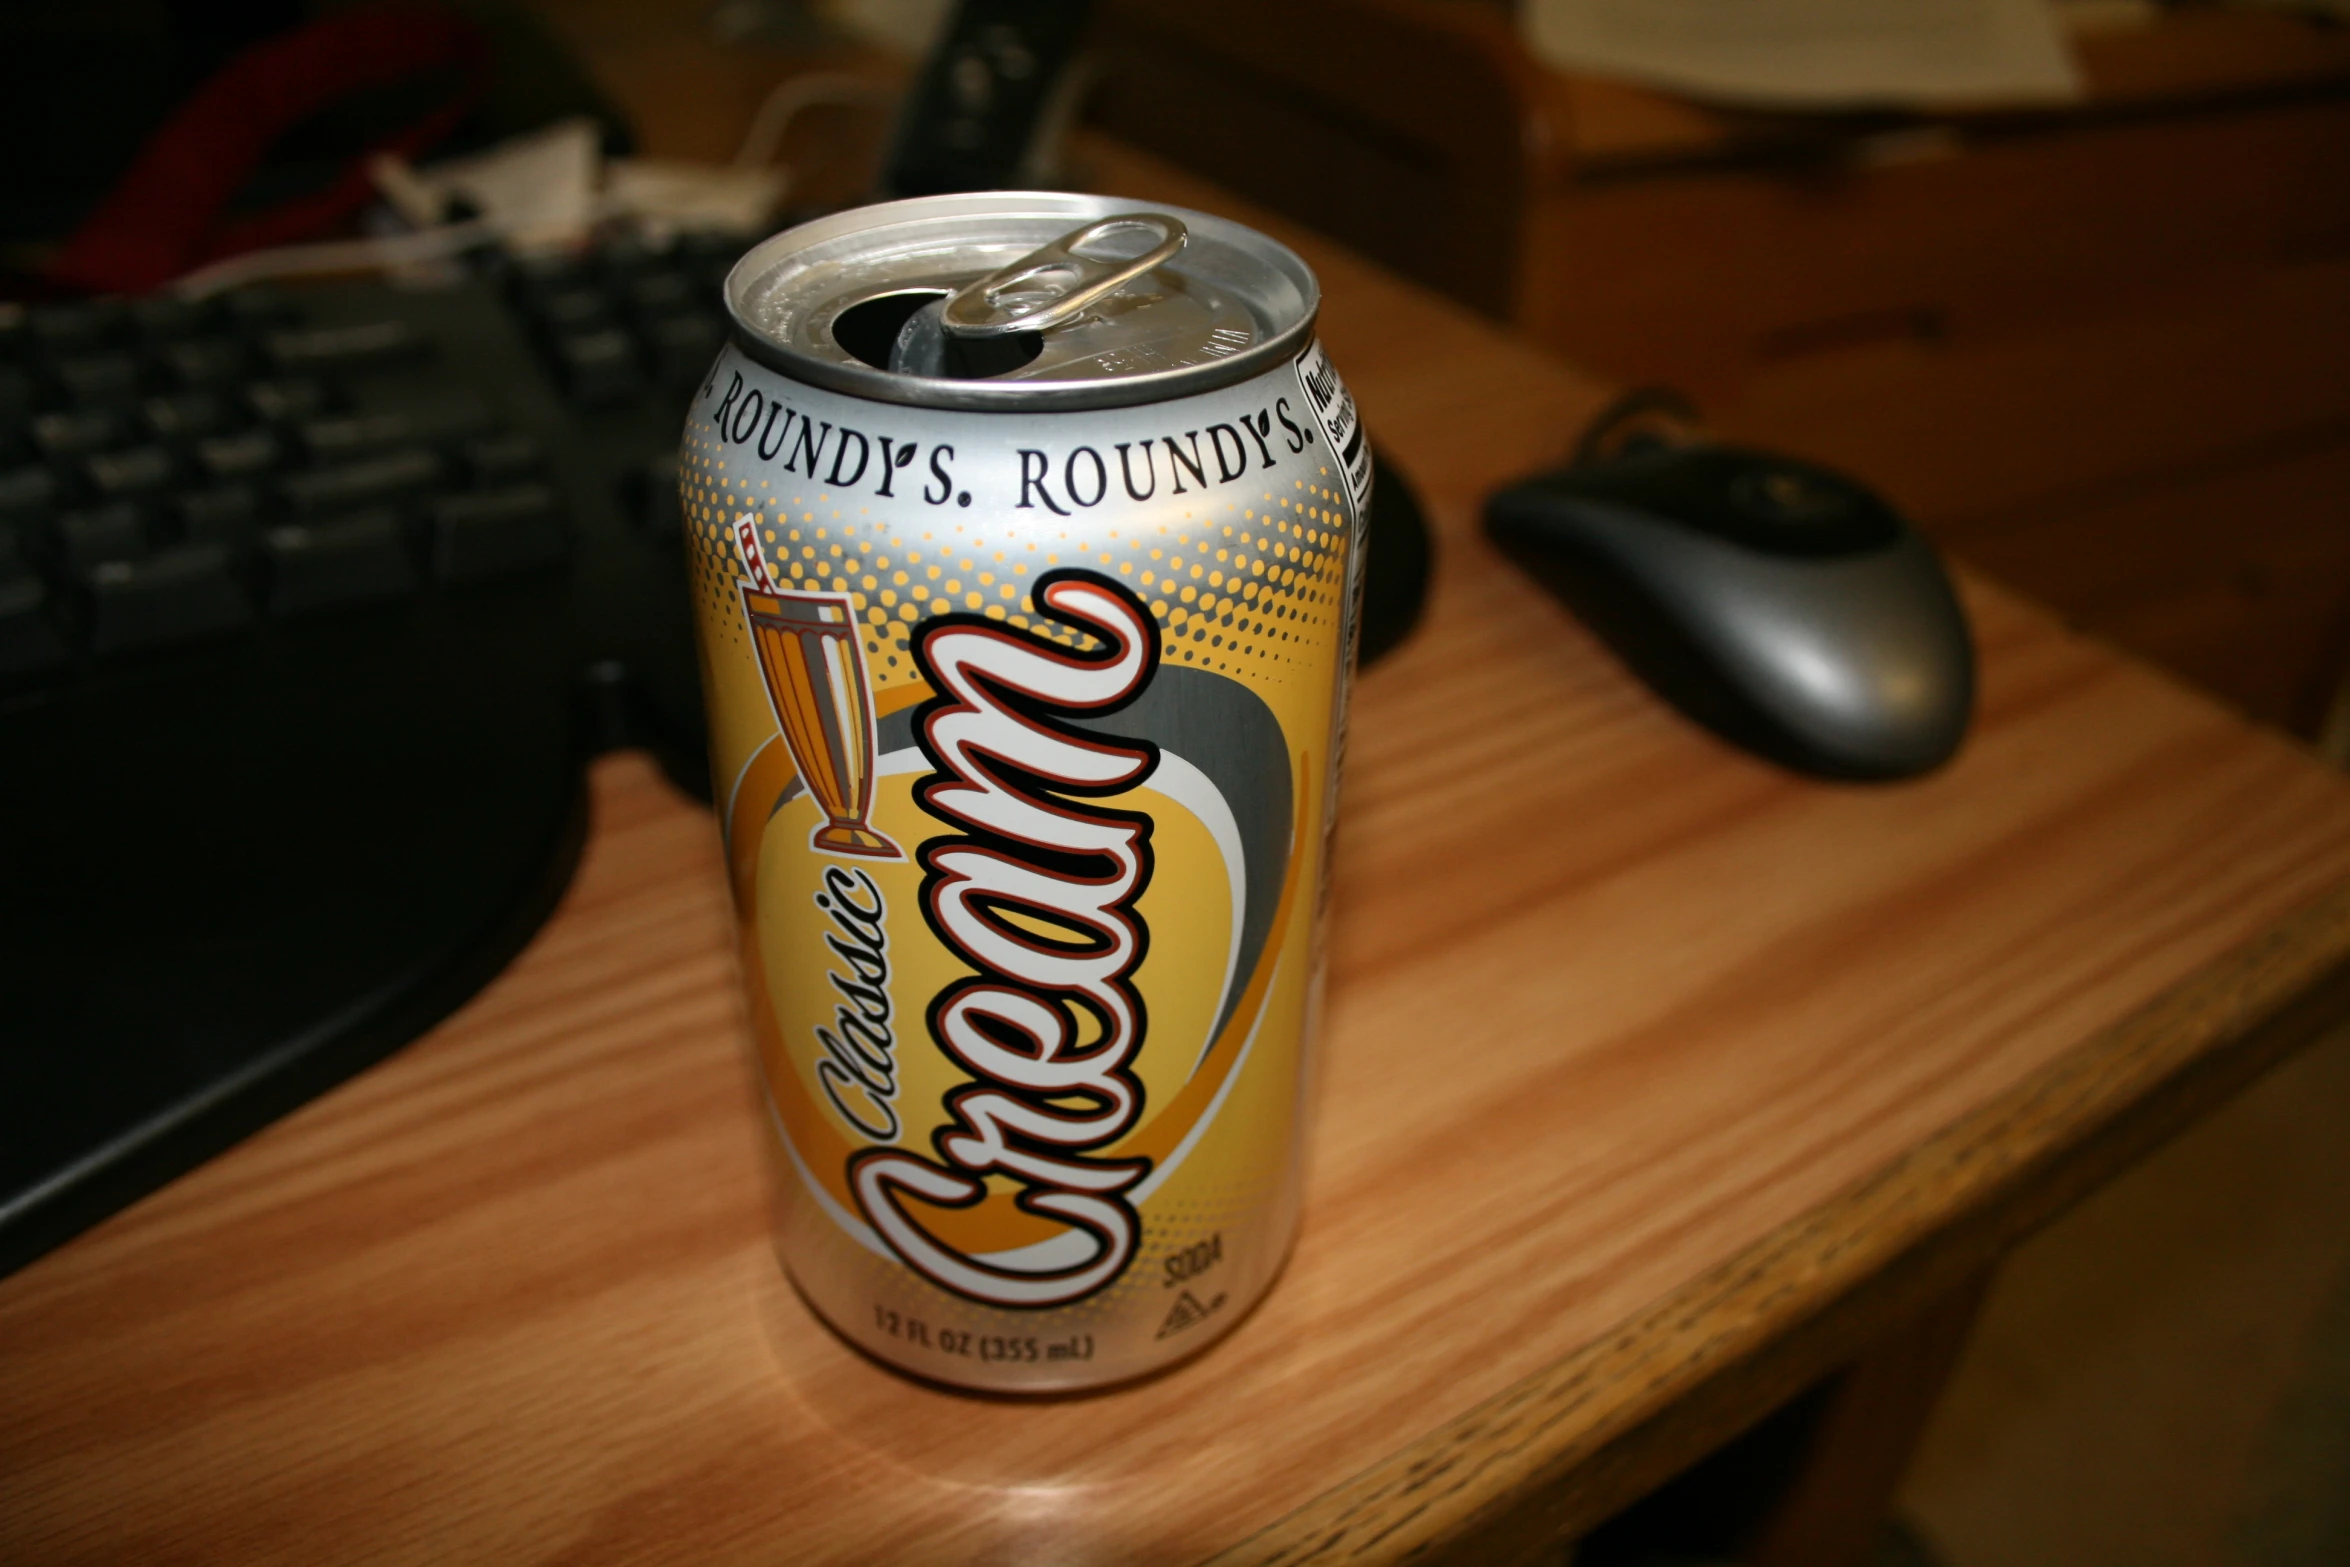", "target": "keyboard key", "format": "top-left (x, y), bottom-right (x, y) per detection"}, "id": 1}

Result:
top-left (0, 465), bottom-right (61, 525)
top-left (0, 365), bottom-right (34, 427)
top-left (221, 287), bottom-right (299, 328)
top-left (279, 447), bottom-right (448, 518)
top-left (87, 542), bottom-right (250, 655)
top-left (166, 337), bottom-right (253, 387)
top-left (597, 236), bottom-right (662, 279)
top-left (464, 432), bottom-right (542, 486)
top-left (625, 271), bottom-right (698, 317)
top-left (130, 295), bottom-right (217, 341)
top-left (429, 485), bottom-right (564, 583)
top-left (630, 455), bottom-right (679, 535)
top-left (195, 428), bottom-right (287, 483)
top-left (0, 369), bottom-right (32, 466)
top-left (144, 389), bottom-right (241, 442)
top-left (28, 301), bottom-right (121, 354)
top-left (509, 251), bottom-right (589, 296)
top-left (56, 351), bottom-right (143, 407)
top-left (532, 287), bottom-right (614, 334)
top-left (643, 314), bottom-right (724, 386)
top-left (266, 511), bottom-right (415, 615)
top-left (0, 571), bottom-right (70, 678)
top-left (553, 329), bottom-right (642, 406)
top-left (60, 503), bottom-right (151, 576)
top-left (245, 377), bottom-right (332, 424)
top-left (59, 351), bottom-right (146, 408)
top-left (298, 395), bottom-right (492, 463)
top-left (266, 320), bottom-right (427, 373)
top-left (675, 230), bottom-right (743, 268)
top-left (34, 407), bottom-right (132, 460)
top-left (180, 486), bottom-right (263, 550)
top-left (86, 444), bottom-right (179, 502)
